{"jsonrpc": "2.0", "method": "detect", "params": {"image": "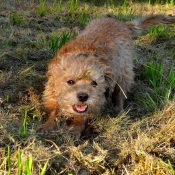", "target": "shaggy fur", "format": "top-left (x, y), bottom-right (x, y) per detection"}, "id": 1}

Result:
top-left (39, 14), bottom-right (175, 136)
